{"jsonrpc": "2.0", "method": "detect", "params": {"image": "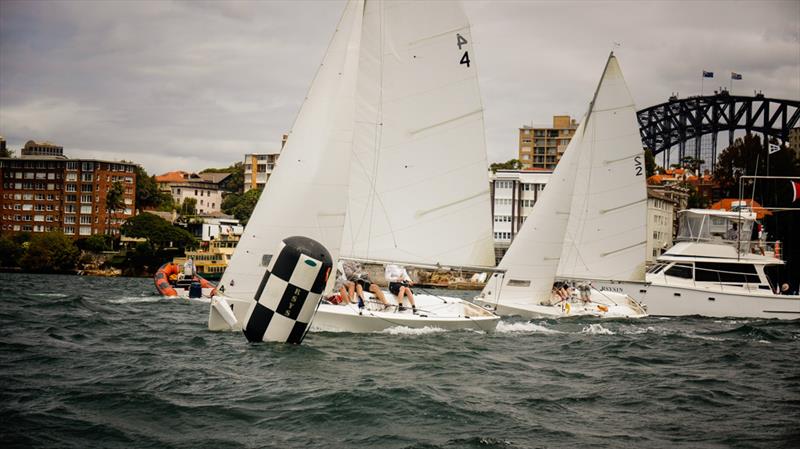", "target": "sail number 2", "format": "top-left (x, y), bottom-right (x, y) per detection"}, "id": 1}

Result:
top-left (457, 33), bottom-right (470, 67)
top-left (634, 155), bottom-right (643, 176)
